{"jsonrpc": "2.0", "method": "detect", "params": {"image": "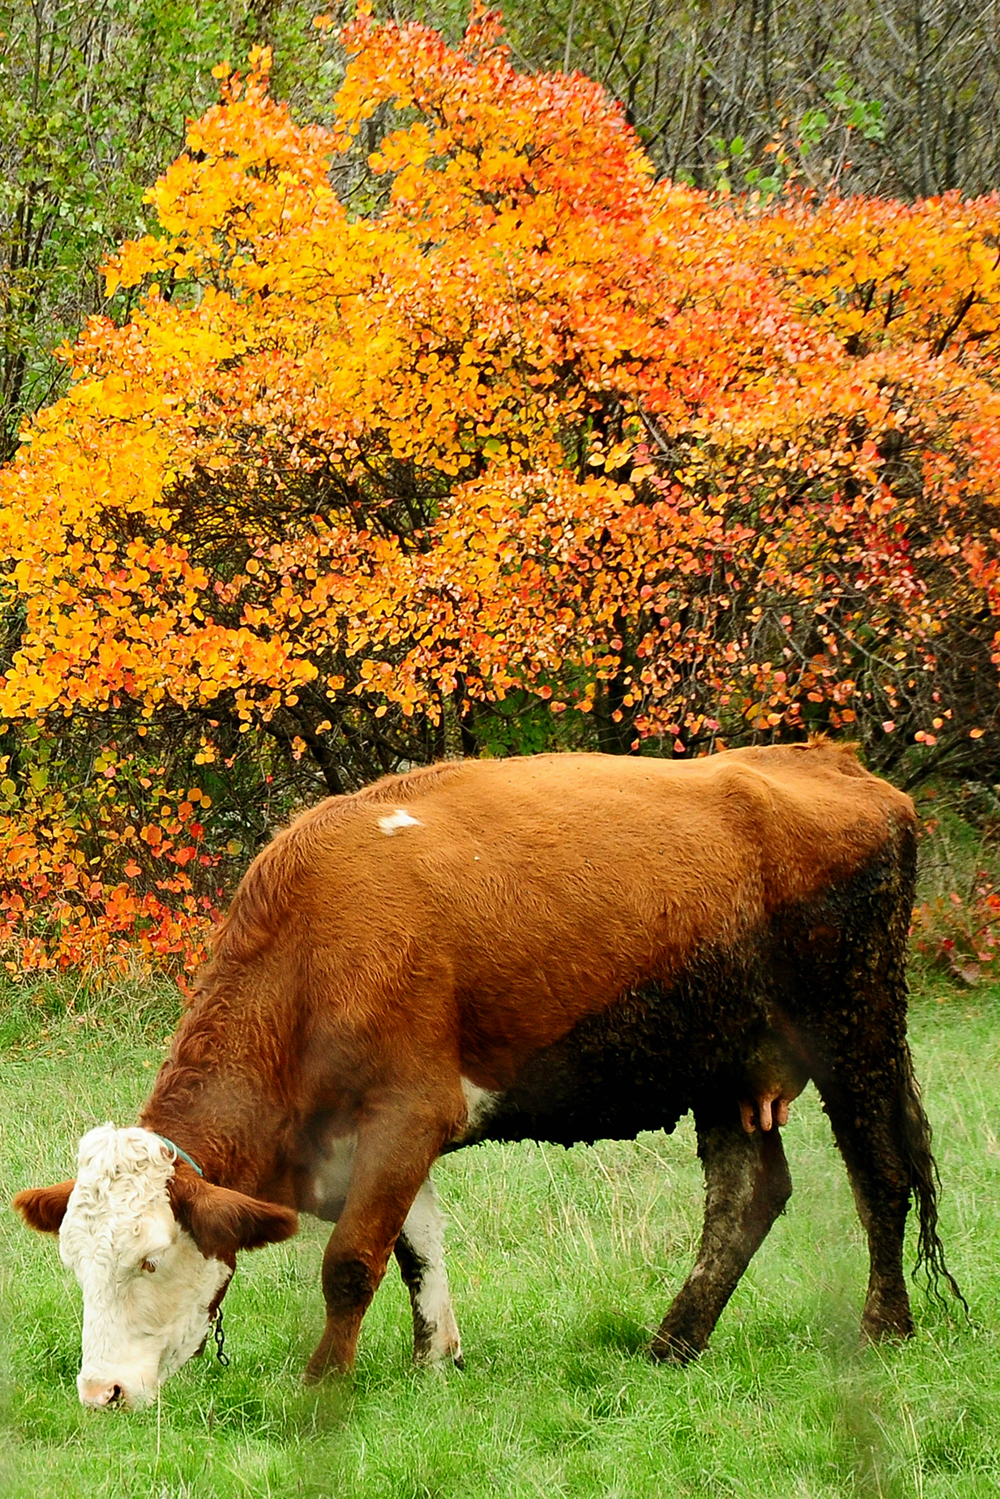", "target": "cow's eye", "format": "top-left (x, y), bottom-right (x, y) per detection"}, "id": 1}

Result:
top-left (140, 1258), bottom-right (158, 1274)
